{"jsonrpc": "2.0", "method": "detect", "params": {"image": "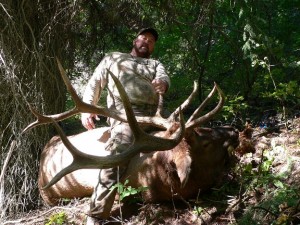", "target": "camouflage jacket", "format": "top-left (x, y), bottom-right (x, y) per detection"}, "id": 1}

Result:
top-left (82, 52), bottom-right (170, 121)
